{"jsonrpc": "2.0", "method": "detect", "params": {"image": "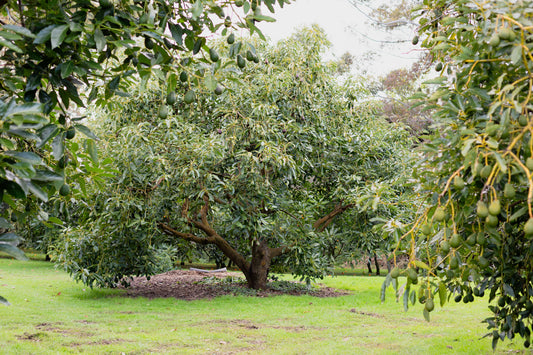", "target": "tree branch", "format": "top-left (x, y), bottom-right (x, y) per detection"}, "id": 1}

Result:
top-left (270, 245), bottom-right (290, 258)
top-left (313, 203), bottom-right (356, 232)
top-left (158, 222), bottom-right (215, 245)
